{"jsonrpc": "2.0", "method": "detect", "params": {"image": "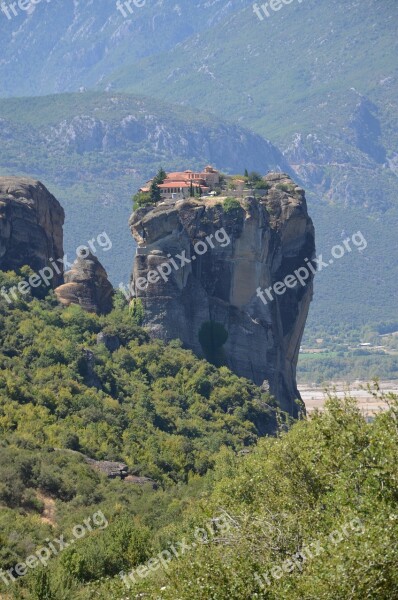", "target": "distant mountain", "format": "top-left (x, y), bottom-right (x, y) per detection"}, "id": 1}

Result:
top-left (0, 0), bottom-right (247, 97)
top-left (0, 0), bottom-right (397, 335)
top-left (1, 0), bottom-right (396, 212)
top-left (0, 92), bottom-right (289, 284)
top-left (0, 0), bottom-right (398, 211)
top-left (104, 0), bottom-right (398, 213)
